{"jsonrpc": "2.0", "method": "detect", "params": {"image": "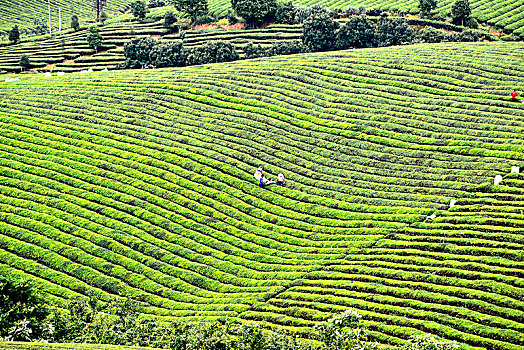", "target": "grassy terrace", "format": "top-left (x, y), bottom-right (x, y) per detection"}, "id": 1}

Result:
top-left (0, 42), bottom-right (524, 348)
top-left (0, 0), bottom-right (133, 34)
top-left (0, 22), bottom-right (303, 73)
